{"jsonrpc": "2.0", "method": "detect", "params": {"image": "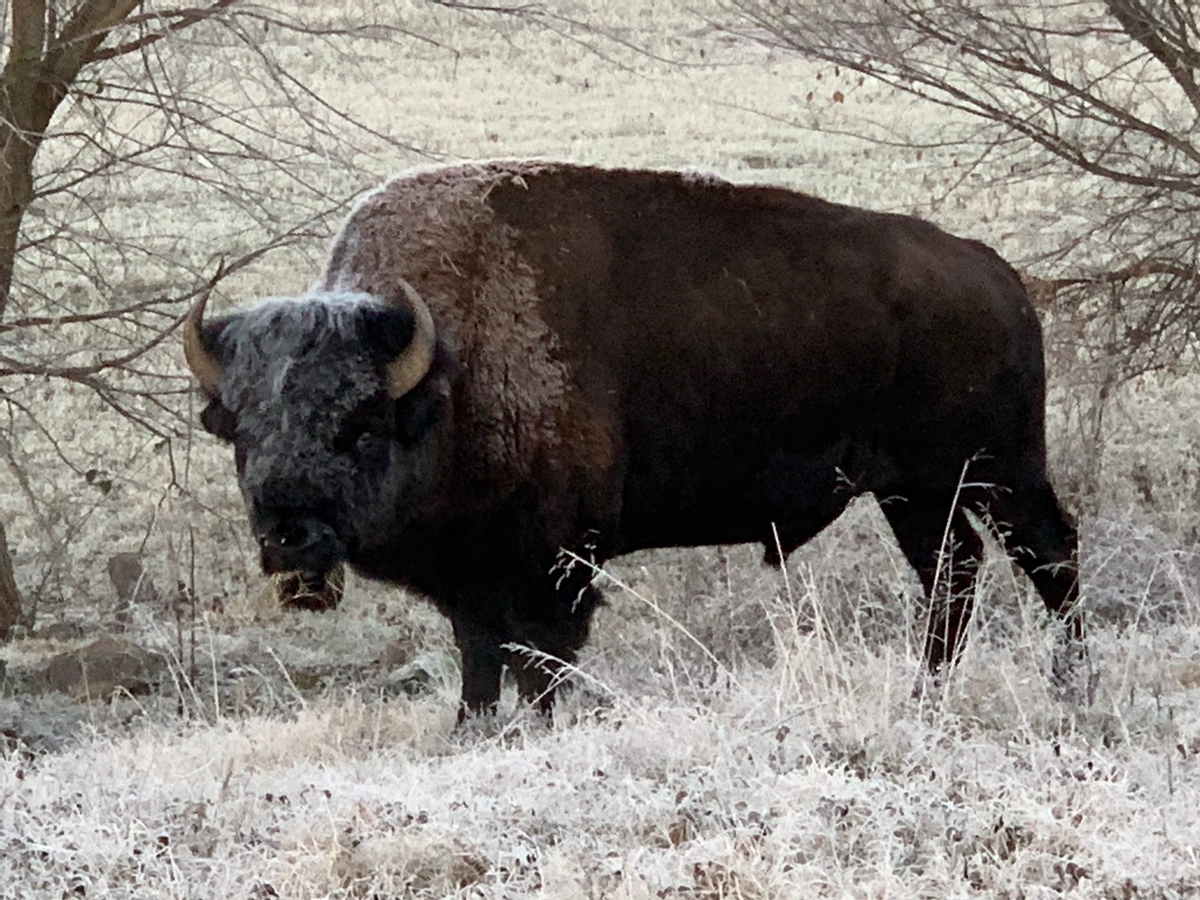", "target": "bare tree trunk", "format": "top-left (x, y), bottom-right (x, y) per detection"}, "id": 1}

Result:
top-left (0, 0), bottom-right (145, 318)
top-left (0, 520), bottom-right (22, 639)
top-left (0, 0), bottom-right (49, 319)
top-left (0, 1), bottom-right (54, 636)
top-left (0, 132), bottom-right (39, 320)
